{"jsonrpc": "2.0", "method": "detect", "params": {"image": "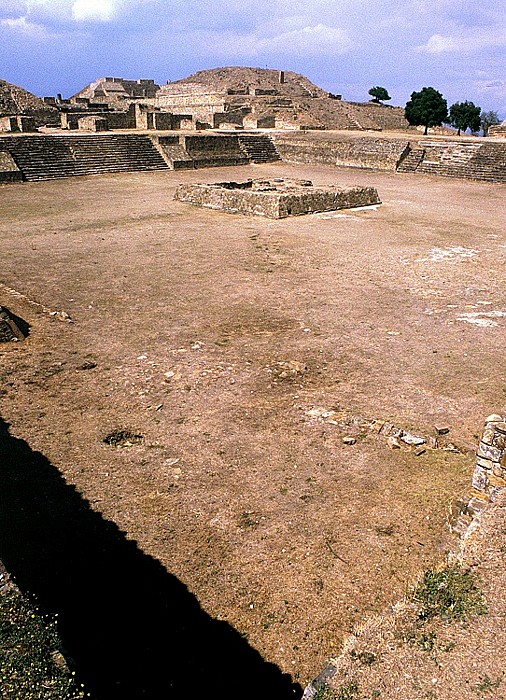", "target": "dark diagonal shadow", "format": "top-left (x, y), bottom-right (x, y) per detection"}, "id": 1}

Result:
top-left (0, 417), bottom-right (302, 699)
